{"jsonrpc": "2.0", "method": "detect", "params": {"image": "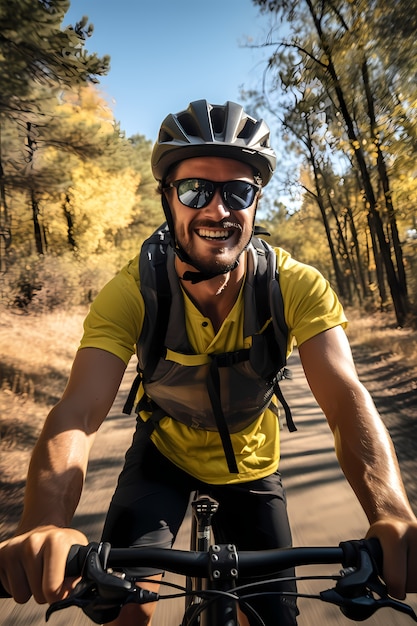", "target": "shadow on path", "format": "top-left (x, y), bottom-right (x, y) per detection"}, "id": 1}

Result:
top-left (2, 351), bottom-right (416, 625)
